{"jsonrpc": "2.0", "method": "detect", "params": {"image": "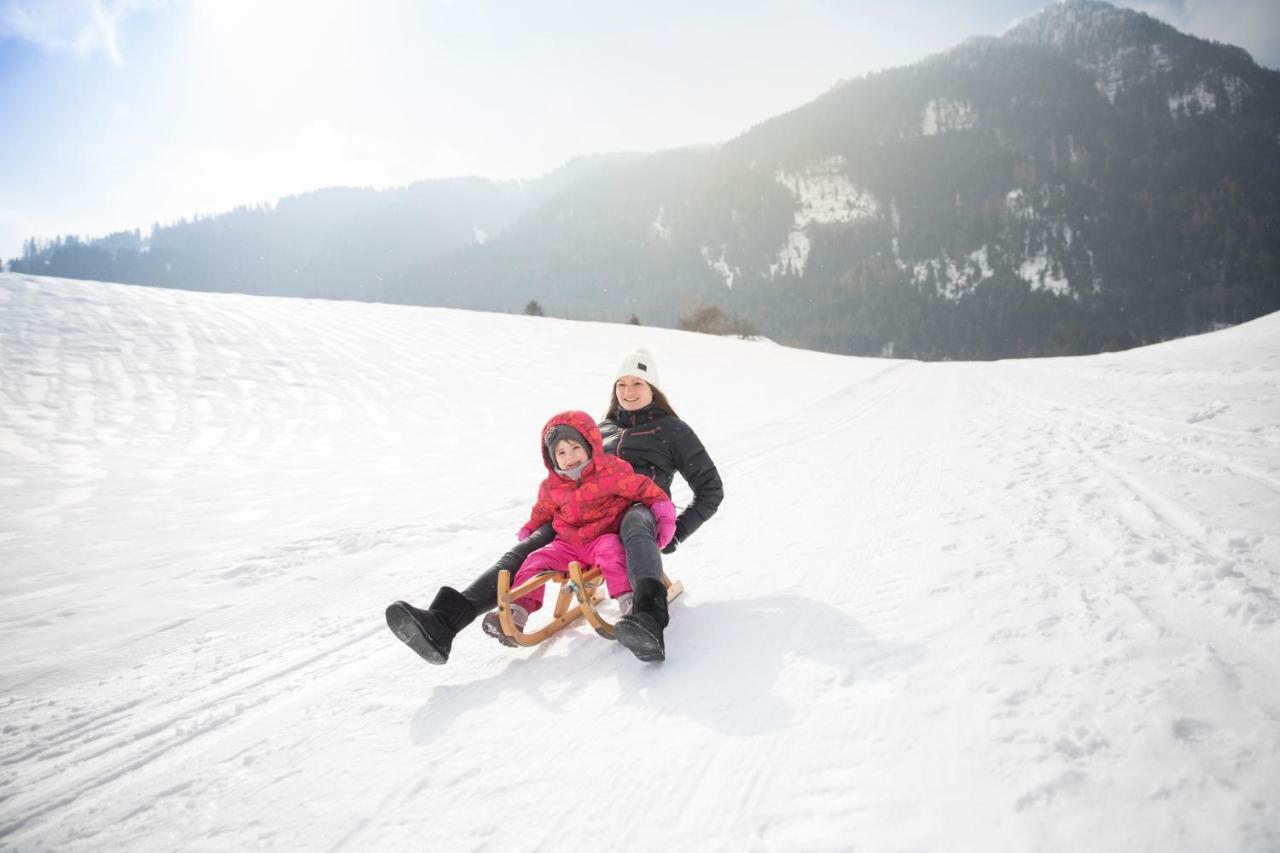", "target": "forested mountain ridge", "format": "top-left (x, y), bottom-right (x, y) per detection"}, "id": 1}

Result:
top-left (13, 0), bottom-right (1279, 359)
top-left (8, 154), bottom-right (641, 302)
